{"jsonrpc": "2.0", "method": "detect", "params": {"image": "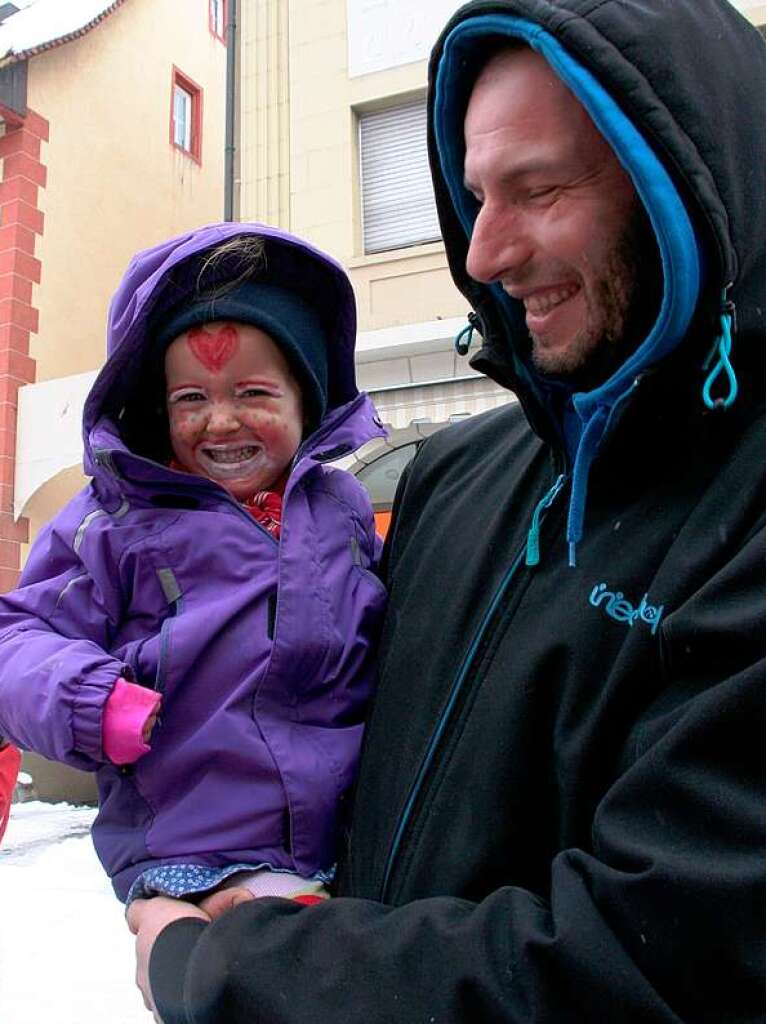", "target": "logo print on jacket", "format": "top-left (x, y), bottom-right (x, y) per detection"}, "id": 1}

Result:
top-left (589, 583), bottom-right (664, 636)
